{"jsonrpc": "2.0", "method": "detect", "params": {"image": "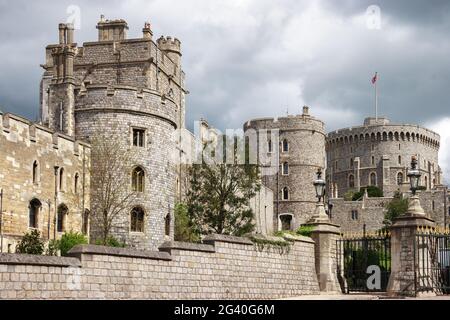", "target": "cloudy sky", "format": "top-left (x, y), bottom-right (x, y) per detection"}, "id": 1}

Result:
top-left (0, 0), bottom-right (449, 180)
